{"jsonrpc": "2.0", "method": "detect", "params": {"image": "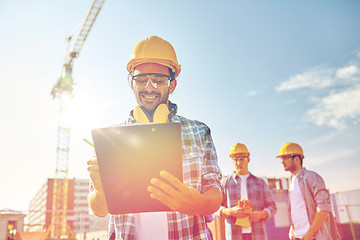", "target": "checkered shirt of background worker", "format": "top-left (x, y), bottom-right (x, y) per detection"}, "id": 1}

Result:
top-left (289, 168), bottom-right (341, 240)
top-left (220, 173), bottom-right (277, 240)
